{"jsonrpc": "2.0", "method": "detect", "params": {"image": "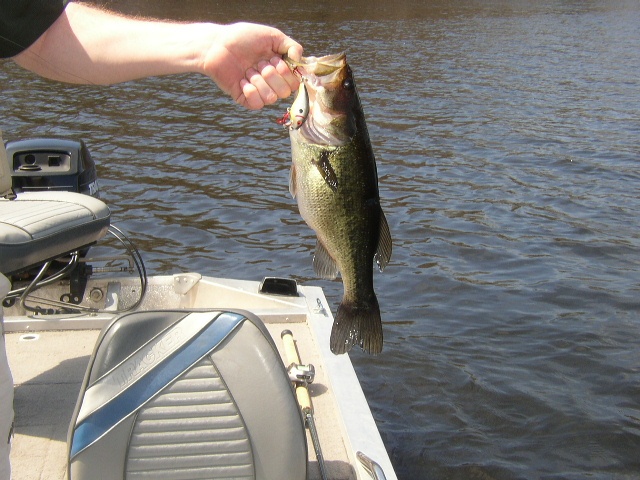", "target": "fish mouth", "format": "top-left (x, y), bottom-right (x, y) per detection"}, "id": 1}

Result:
top-left (284, 53), bottom-right (352, 146)
top-left (284, 52), bottom-right (347, 78)
top-left (284, 52), bottom-right (348, 91)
